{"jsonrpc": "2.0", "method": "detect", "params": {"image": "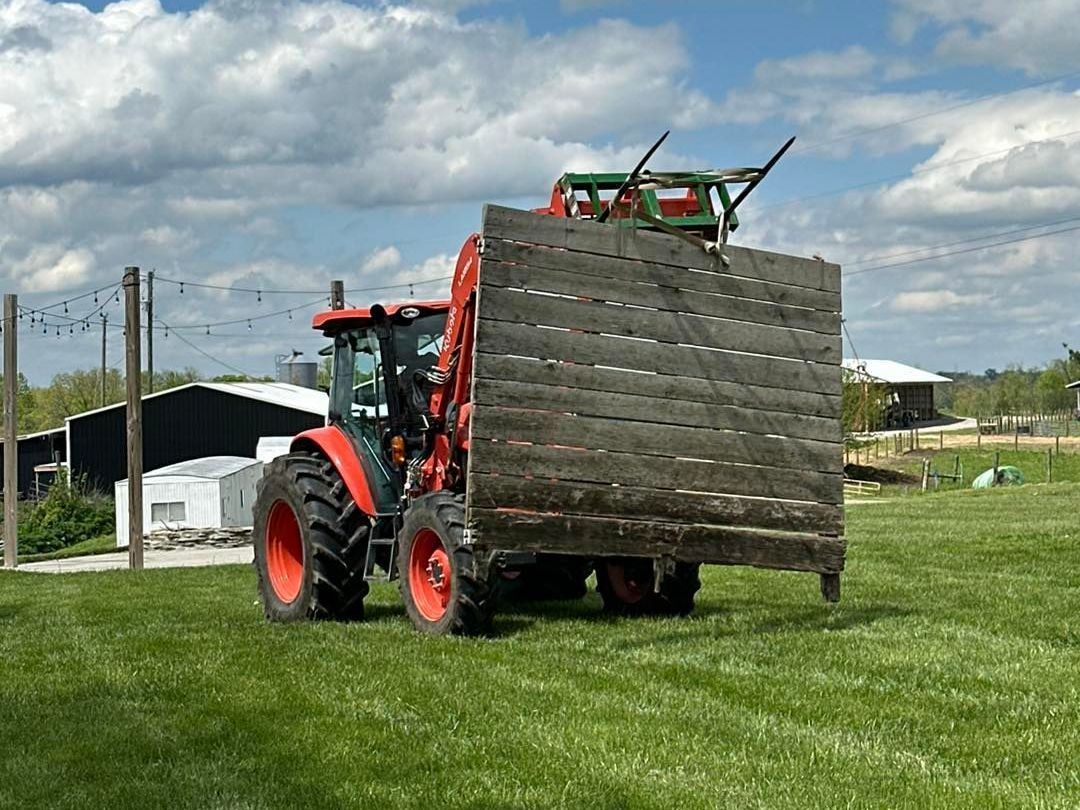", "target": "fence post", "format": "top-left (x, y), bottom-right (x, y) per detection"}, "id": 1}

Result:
top-left (921, 458), bottom-right (930, 492)
top-left (939, 431), bottom-right (943, 450)
top-left (1047, 448), bottom-right (1053, 484)
top-left (1014, 428), bottom-right (1018, 451)
top-left (993, 451), bottom-right (1000, 486)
